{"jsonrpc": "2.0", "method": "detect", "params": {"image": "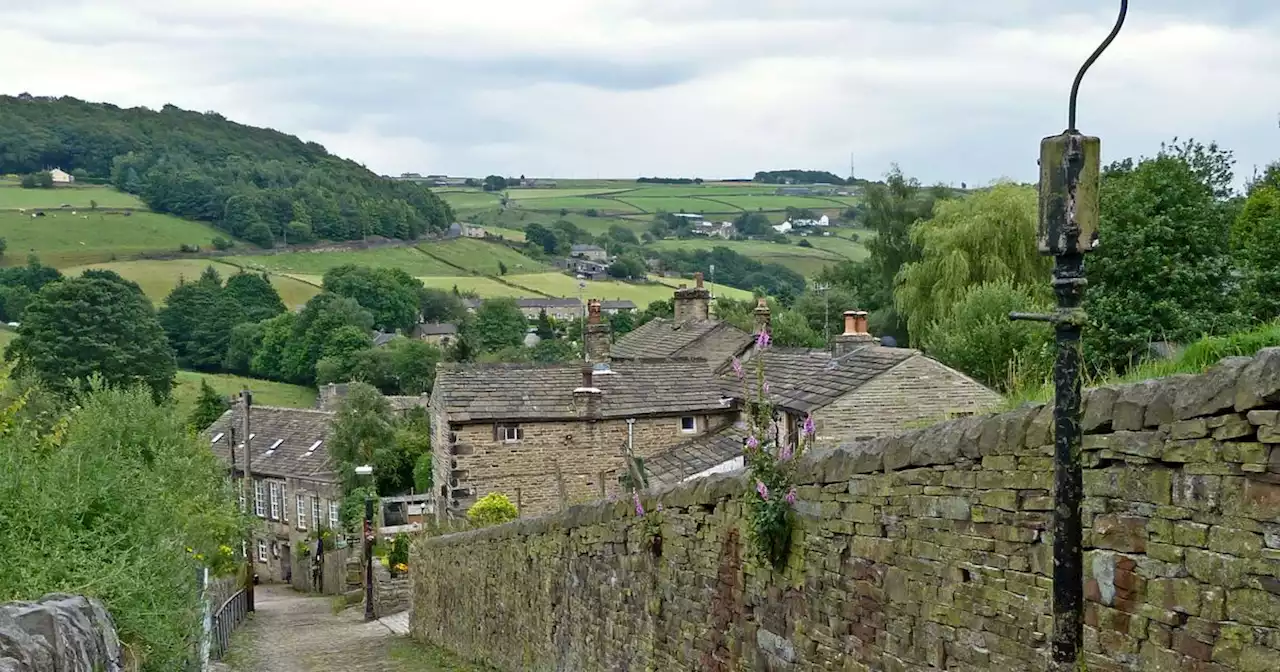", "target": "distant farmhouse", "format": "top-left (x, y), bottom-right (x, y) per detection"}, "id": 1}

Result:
top-left (48, 167), bottom-right (74, 183)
